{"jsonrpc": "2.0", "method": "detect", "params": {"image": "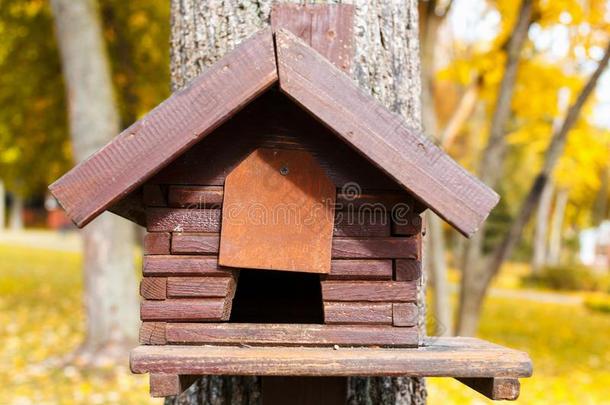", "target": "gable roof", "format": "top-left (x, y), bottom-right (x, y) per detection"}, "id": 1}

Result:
top-left (50, 27), bottom-right (498, 237)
